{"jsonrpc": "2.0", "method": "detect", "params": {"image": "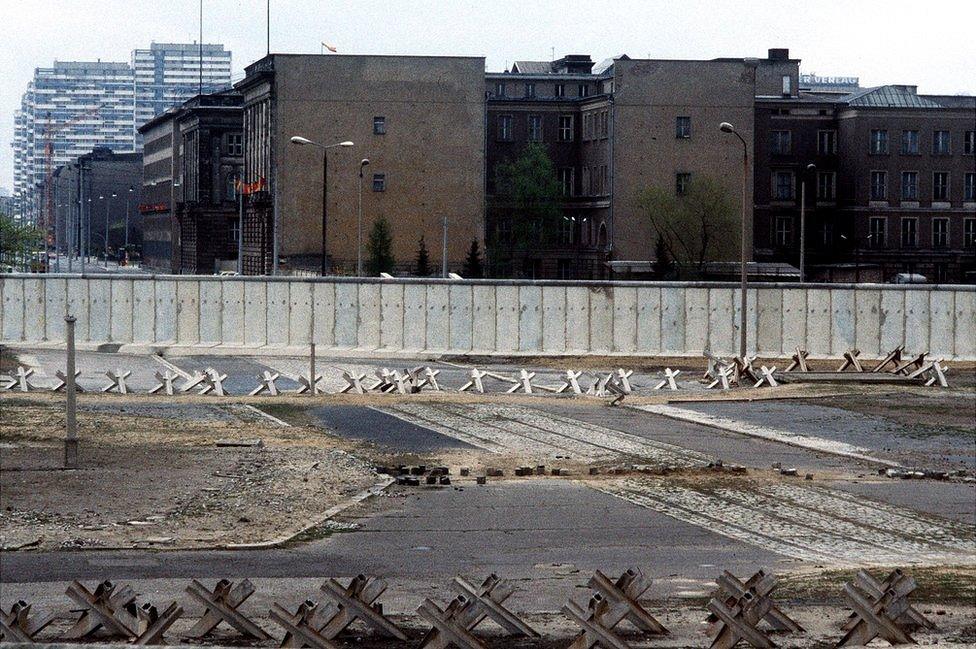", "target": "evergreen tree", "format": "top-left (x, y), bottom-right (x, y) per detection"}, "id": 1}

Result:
top-left (366, 216), bottom-right (395, 275)
top-left (462, 238), bottom-right (483, 277)
top-left (653, 234), bottom-right (673, 280)
top-left (414, 235), bottom-right (430, 276)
